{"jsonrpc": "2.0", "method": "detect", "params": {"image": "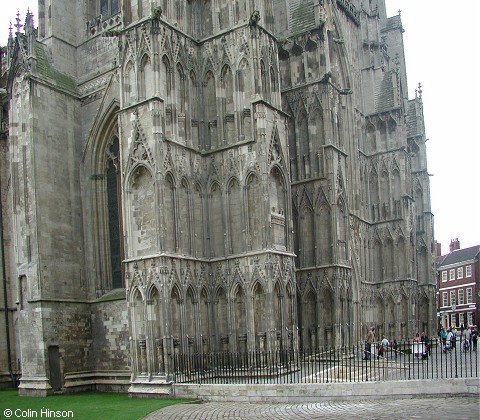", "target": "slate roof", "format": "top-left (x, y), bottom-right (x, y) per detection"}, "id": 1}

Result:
top-left (289, 0), bottom-right (316, 36)
top-left (35, 41), bottom-right (77, 96)
top-left (406, 99), bottom-right (420, 138)
top-left (381, 15), bottom-right (403, 33)
top-left (437, 245), bottom-right (480, 268)
top-left (375, 70), bottom-right (395, 113)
